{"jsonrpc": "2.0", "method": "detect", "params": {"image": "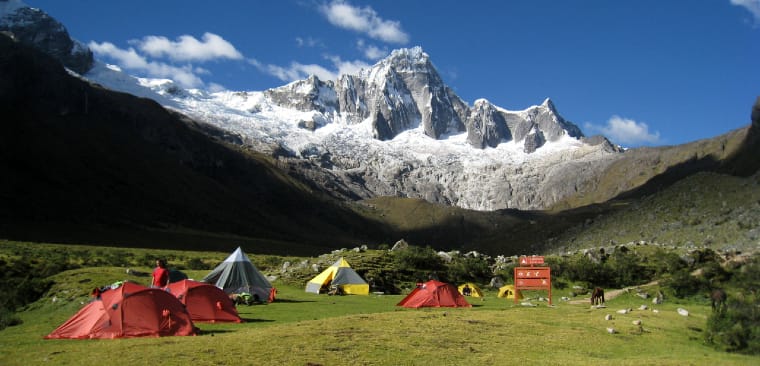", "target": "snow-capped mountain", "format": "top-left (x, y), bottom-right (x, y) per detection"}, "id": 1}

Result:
top-left (1, 2), bottom-right (623, 211)
top-left (0, 0), bottom-right (92, 74)
top-left (108, 48), bottom-right (621, 211)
